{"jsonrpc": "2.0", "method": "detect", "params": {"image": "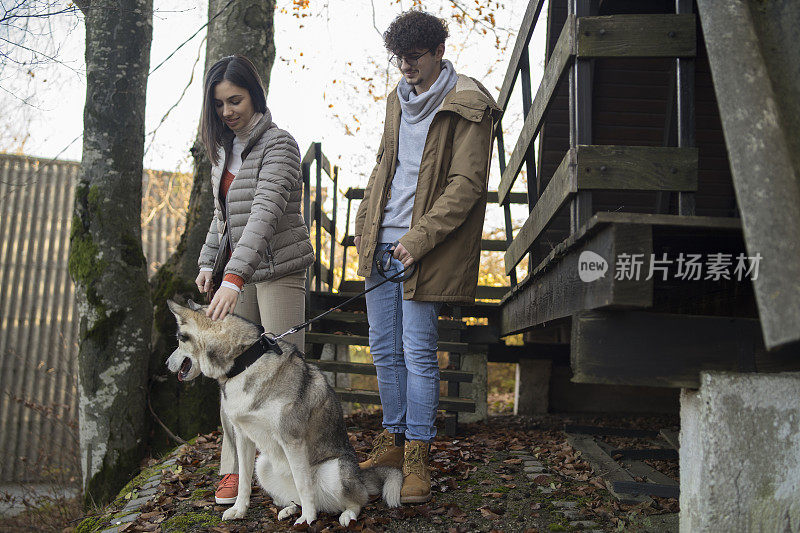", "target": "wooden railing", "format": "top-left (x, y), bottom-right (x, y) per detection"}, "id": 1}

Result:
top-left (337, 187), bottom-right (528, 300)
top-left (301, 142), bottom-right (338, 292)
top-left (493, 0), bottom-right (698, 278)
